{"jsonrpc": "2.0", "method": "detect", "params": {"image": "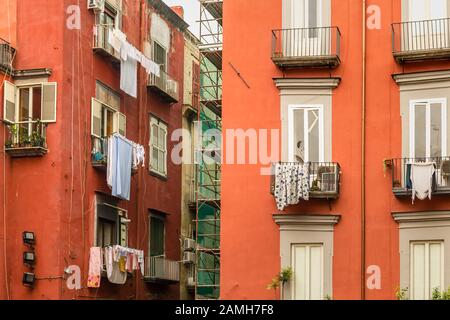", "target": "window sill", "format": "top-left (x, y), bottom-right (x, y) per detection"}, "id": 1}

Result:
top-left (149, 170), bottom-right (168, 182)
